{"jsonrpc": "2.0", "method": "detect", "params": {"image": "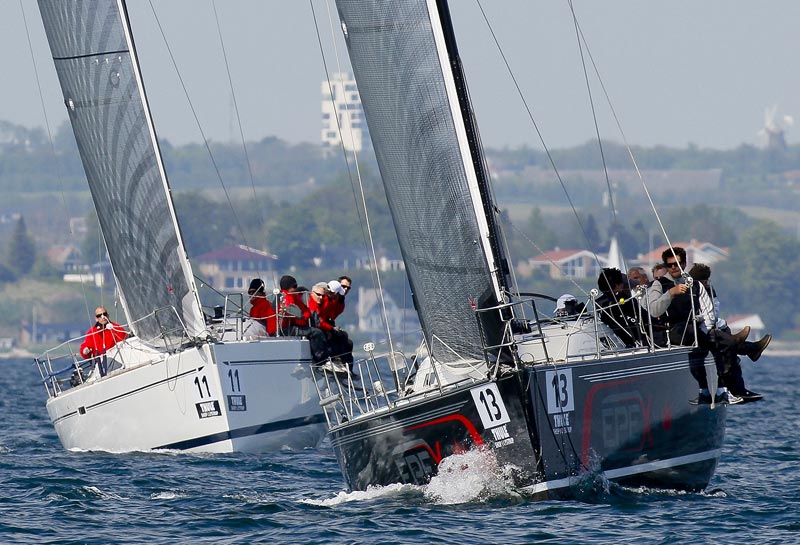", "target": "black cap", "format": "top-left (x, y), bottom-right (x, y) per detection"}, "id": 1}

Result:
top-left (248, 278), bottom-right (265, 294)
top-left (279, 275), bottom-right (297, 291)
